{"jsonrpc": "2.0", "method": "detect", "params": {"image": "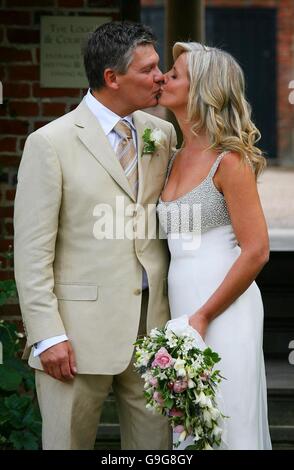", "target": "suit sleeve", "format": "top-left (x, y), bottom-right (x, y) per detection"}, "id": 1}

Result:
top-left (14, 132), bottom-right (66, 346)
